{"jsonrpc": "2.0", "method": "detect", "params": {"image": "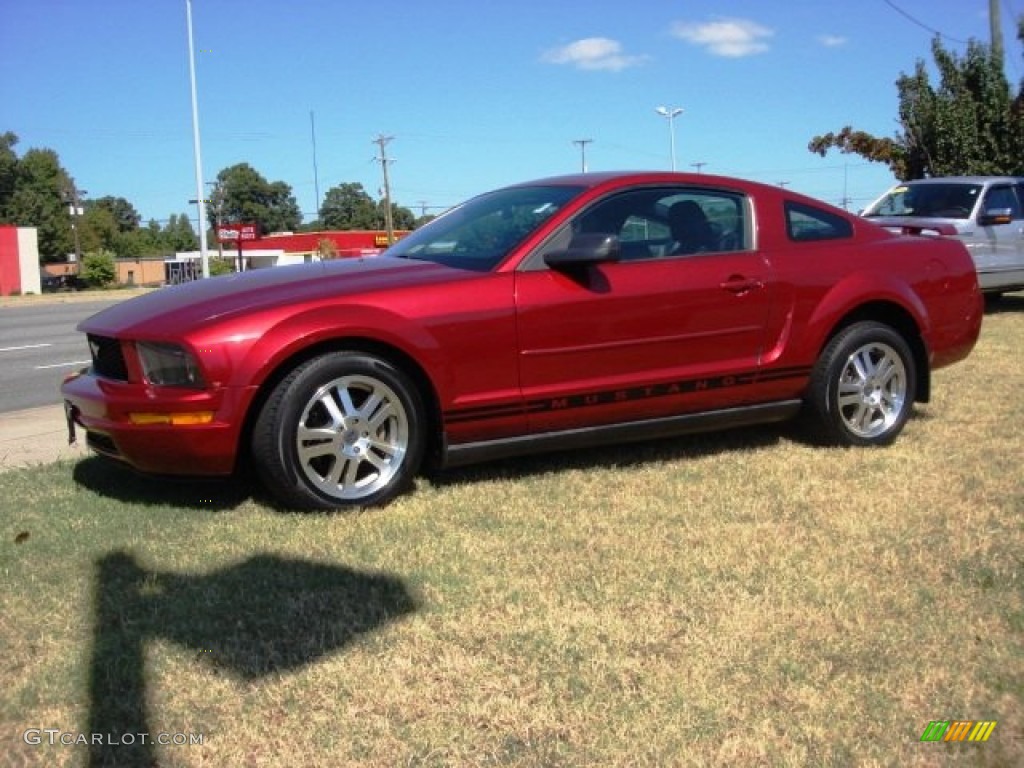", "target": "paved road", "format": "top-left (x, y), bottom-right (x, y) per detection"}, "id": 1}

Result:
top-left (0, 300), bottom-right (120, 413)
